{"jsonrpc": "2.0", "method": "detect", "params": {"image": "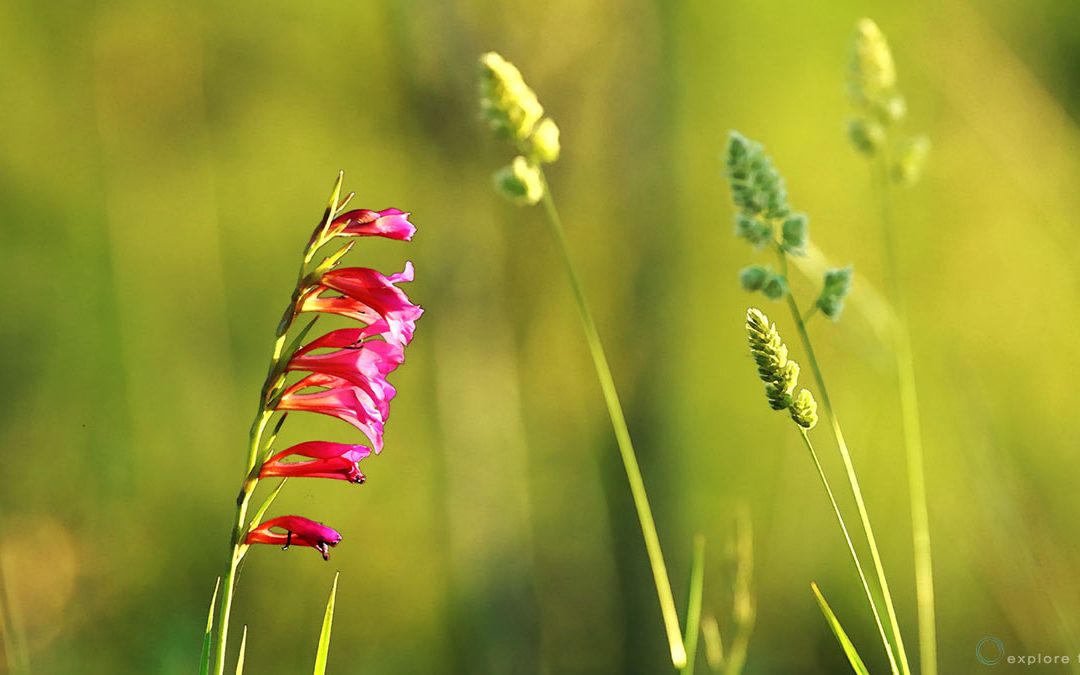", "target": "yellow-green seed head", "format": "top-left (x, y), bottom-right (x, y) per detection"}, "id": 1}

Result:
top-left (531, 117), bottom-right (561, 163)
top-left (479, 52), bottom-right (544, 143)
top-left (849, 19), bottom-right (897, 111)
top-left (790, 388), bottom-right (819, 429)
top-left (493, 155), bottom-right (543, 206)
top-left (892, 134), bottom-right (931, 186)
top-left (746, 308), bottom-right (799, 410)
